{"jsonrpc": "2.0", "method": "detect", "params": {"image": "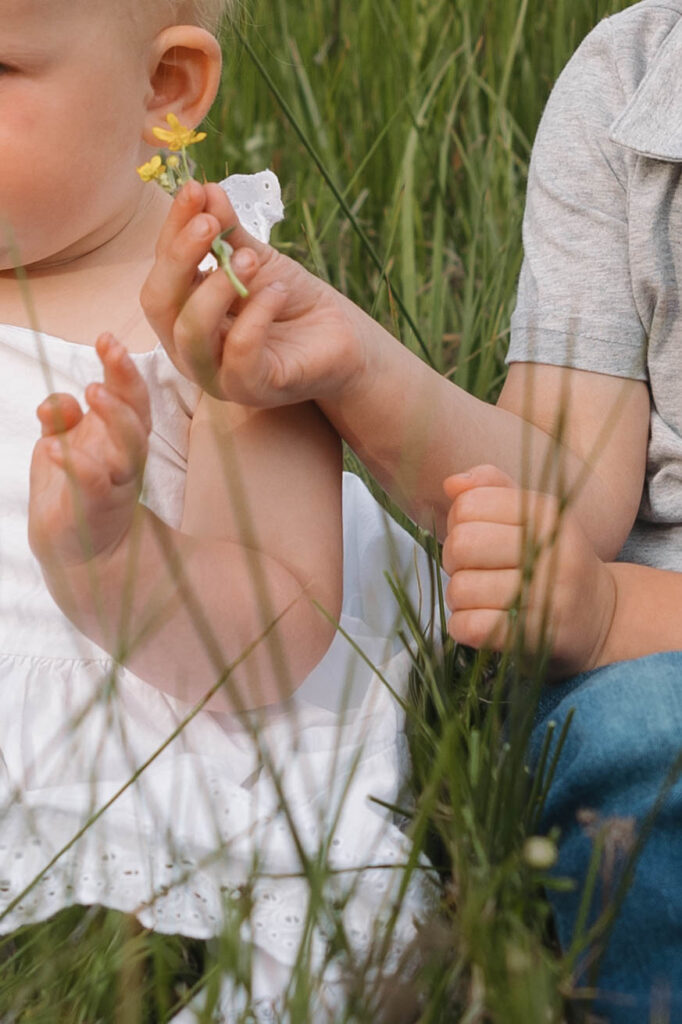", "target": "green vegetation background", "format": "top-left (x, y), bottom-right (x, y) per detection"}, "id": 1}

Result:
top-left (1, 1), bottom-right (642, 1021)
